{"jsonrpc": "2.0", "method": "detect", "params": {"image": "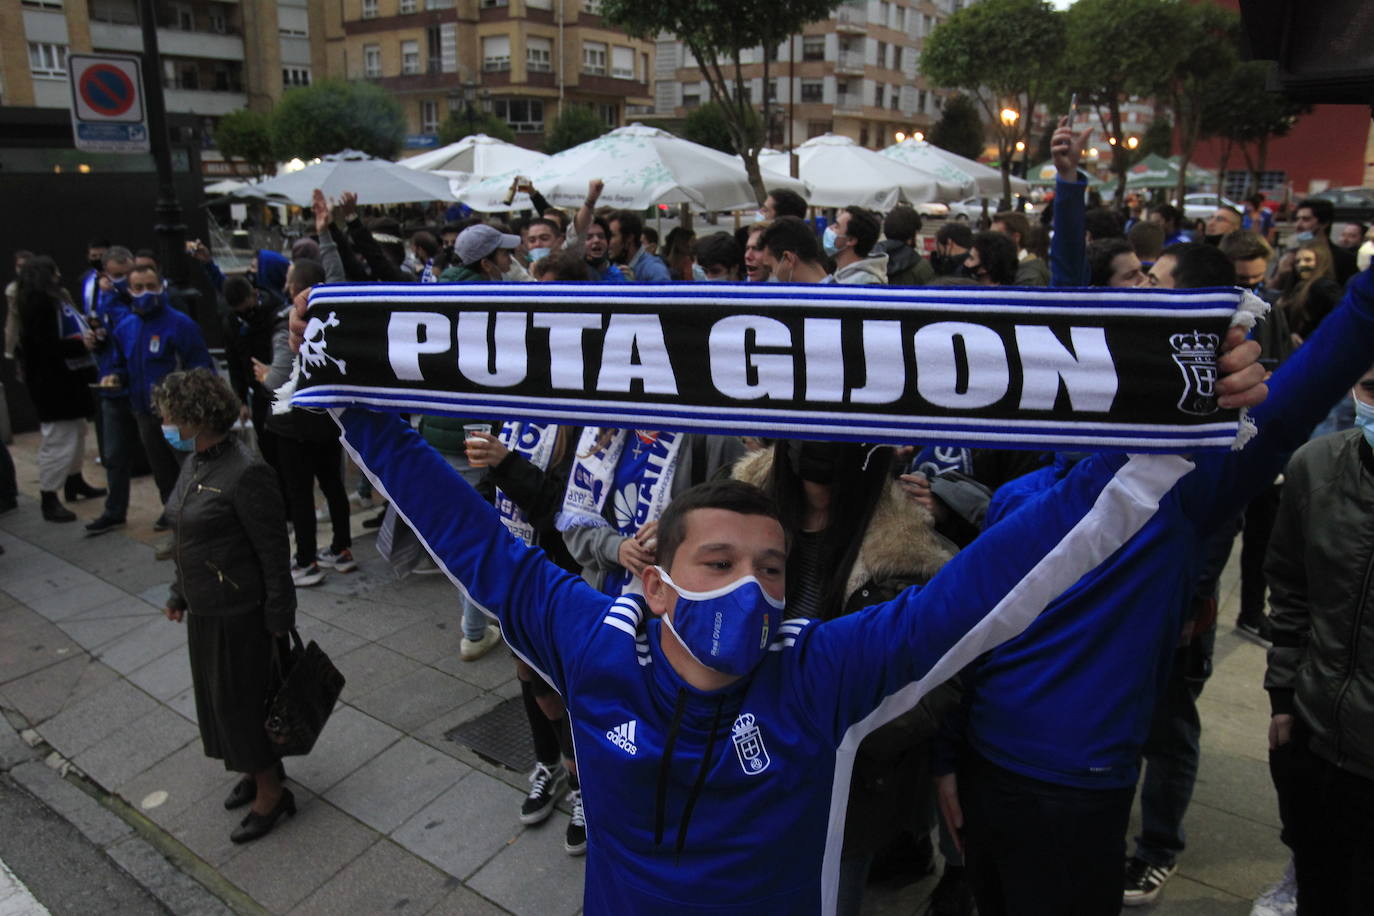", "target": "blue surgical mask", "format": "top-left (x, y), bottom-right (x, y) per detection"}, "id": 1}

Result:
top-left (655, 567), bottom-right (785, 676)
top-left (822, 226), bottom-right (840, 257)
top-left (752, 210), bottom-right (766, 223)
top-left (1353, 396), bottom-right (1374, 447)
top-left (161, 425), bottom-right (195, 452)
top-left (528, 247), bottom-right (552, 263)
top-left (131, 291), bottom-right (164, 315)
top-left (691, 263), bottom-right (707, 282)
top-left (1294, 230), bottom-right (1315, 243)
top-left (113, 277), bottom-right (129, 292)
